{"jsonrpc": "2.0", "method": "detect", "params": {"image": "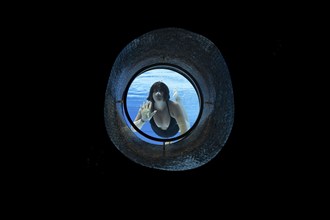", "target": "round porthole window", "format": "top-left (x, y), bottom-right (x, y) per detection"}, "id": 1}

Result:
top-left (124, 66), bottom-right (202, 145)
top-left (104, 27), bottom-right (234, 171)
